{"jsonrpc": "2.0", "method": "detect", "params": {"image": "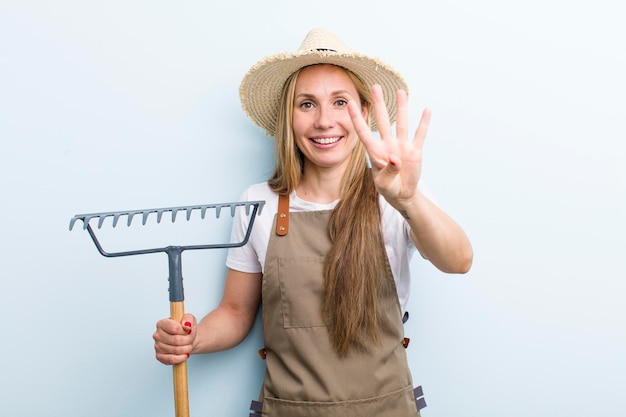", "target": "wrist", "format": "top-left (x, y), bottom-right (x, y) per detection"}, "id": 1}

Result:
top-left (389, 191), bottom-right (424, 219)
